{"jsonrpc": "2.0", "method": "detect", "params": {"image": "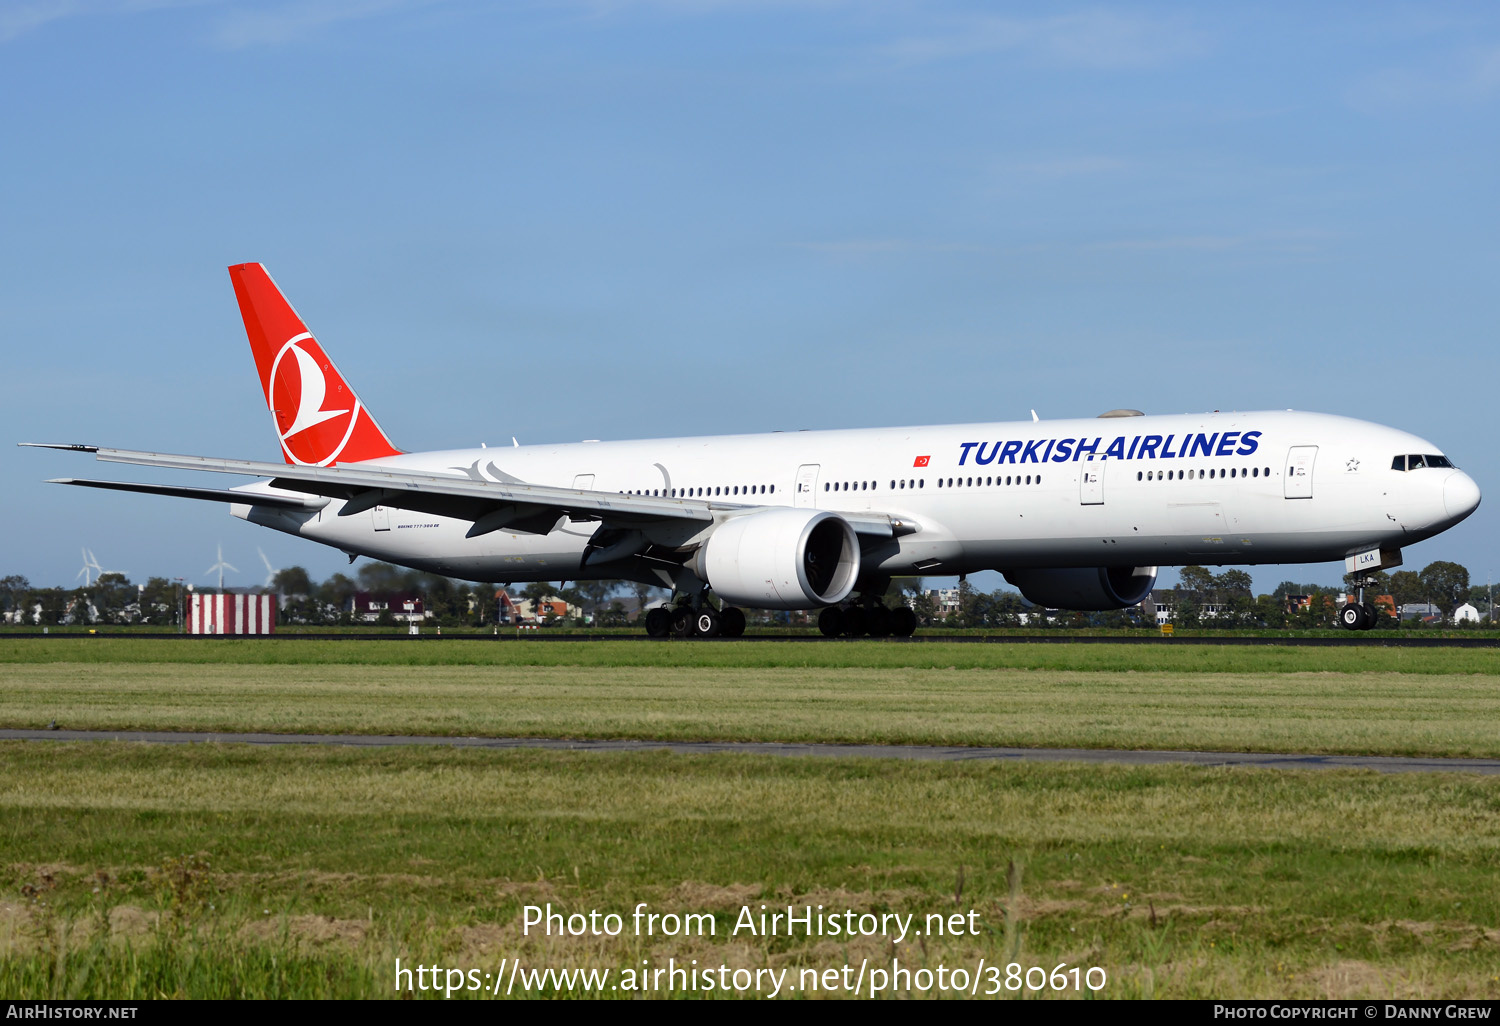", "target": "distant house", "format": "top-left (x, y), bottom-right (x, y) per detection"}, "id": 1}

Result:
top-left (1398, 603), bottom-right (1441, 622)
top-left (494, 589), bottom-right (521, 624)
top-left (926, 589), bottom-right (962, 618)
top-left (1147, 588), bottom-right (1235, 623)
top-left (514, 596), bottom-right (570, 622)
top-left (1453, 603), bottom-right (1481, 624)
top-left (349, 592), bottom-right (426, 622)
